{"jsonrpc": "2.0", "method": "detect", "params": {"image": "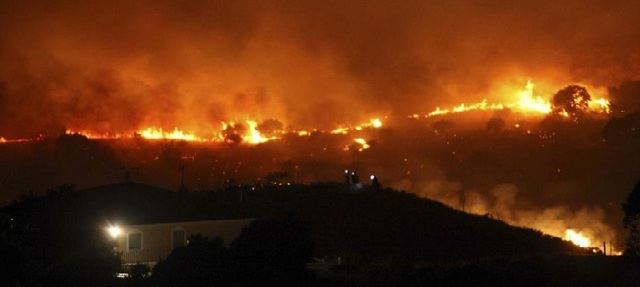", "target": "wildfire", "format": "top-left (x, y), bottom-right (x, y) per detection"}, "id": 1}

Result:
top-left (414, 80), bottom-right (611, 119)
top-left (138, 128), bottom-right (201, 141)
top-left (353, 138), bottom-right (371, 151)
top-left (331, 127), bottom-right (350, 134)
top-left (0, 116), bottom-right (386, 145)
top-left (588, 98), bottom-right (611, 113)
top-left (370, 118), bottom-right (383, 128)
top-left (65, 129), bottom-right (126, 140)
top-left (219, 120), bottom-right (279, 144)
top-left (243, 120), bottom-right (271, 144)
top-left (0, 79), bottom-right (614, 146)
top-left (427, 100), bottom-right (506, 117)
top-left (564, 229), bottom-right (591, 248)
top-left (515, 80), bottom-right (552, 114)
top-left (333, 118), bottom-right (384, 134)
